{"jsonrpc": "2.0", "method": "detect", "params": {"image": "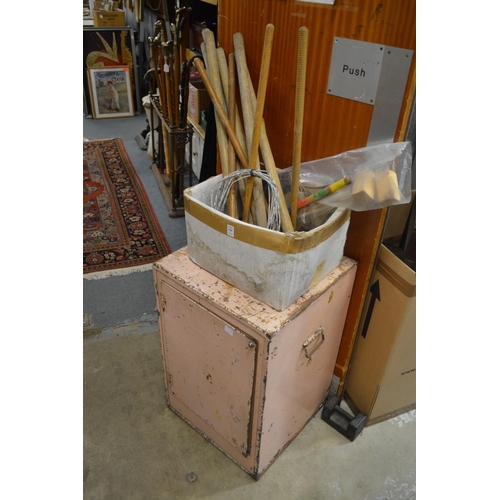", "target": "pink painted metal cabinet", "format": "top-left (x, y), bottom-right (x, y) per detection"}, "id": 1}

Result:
top-left (153, 247), bottom-right (357, 480)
